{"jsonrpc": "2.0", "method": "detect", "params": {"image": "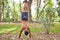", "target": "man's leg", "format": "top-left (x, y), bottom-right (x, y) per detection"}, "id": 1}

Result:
top-left (19, 23), bottom-right (25, 38)
top-left (24, 21), bottom-right (31, 38)
top-left (19, 21), bottom-right (27, 38)
top-left (27, 27), bottom-right (31, 38)
top-left (19, 27), bottom-right (24, 38)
